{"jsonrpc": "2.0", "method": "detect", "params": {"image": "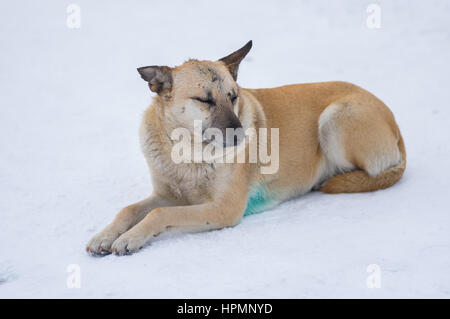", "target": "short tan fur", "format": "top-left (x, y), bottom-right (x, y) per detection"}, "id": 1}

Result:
top-left (87, 41), bottom-right (405, 255)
